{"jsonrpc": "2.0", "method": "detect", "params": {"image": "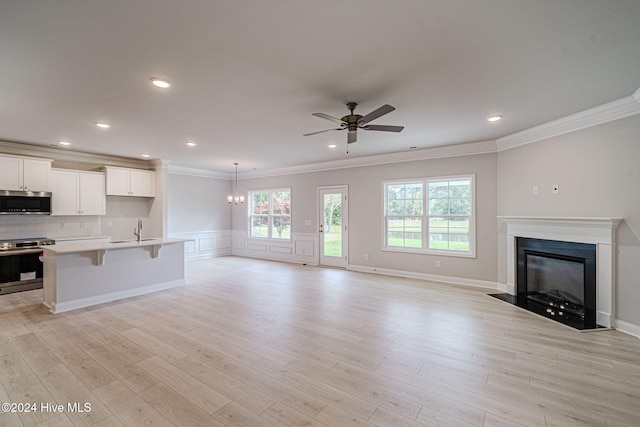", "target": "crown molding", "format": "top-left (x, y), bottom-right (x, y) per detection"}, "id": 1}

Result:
top-left (150, 159), bottom-right (172, 169)
top-left (496, 88), bottom-right (640, 152)
top-left (0, 139), bottom-right (150, 169)
top-left (168, 164), bottom-right (232, 179)
top-left (236, 140), bottom-right (497, 179)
